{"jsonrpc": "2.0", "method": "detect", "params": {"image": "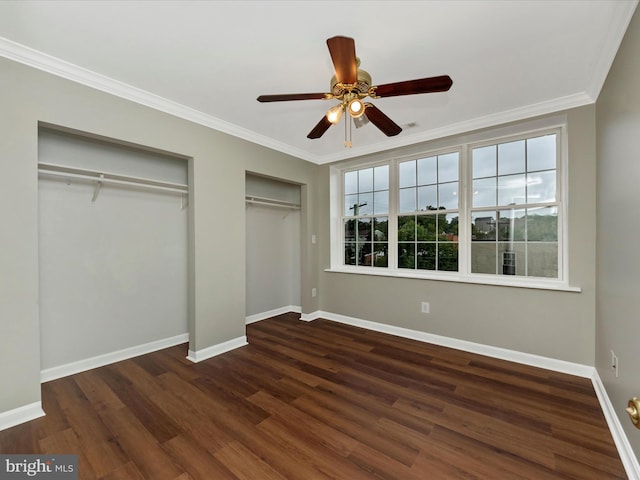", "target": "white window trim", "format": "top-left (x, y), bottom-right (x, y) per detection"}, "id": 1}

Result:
top-left (328, 117), bottom-right (579, 292)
